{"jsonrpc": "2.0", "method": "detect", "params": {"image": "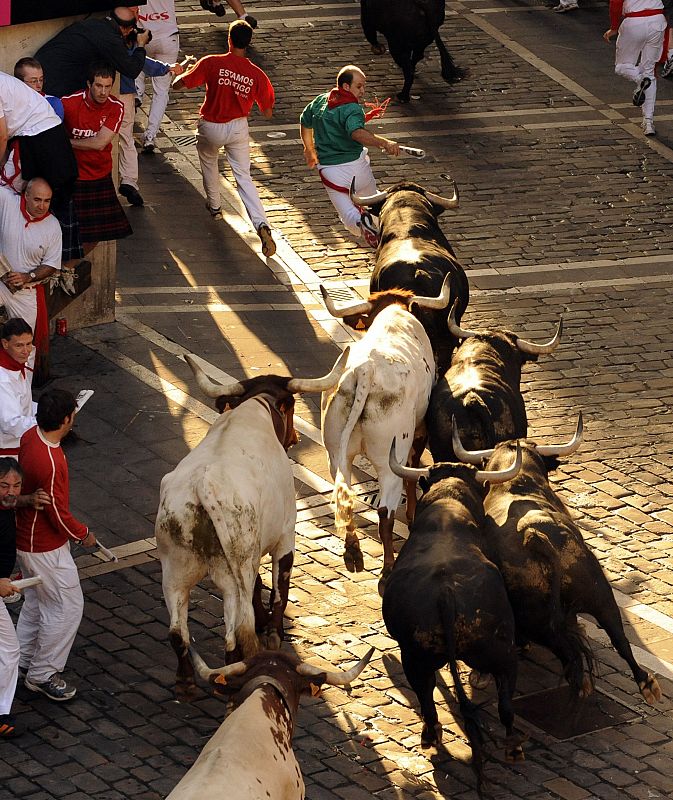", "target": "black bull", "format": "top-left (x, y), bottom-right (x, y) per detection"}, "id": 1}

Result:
top-left (483, 439), bottom-right (663, 707)
top-left (360, 0), bottom-right (466, 103)
top-left (360, 182), bottom-right (470, 375)
top-left (382, 460), bottom-right (525, 794)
